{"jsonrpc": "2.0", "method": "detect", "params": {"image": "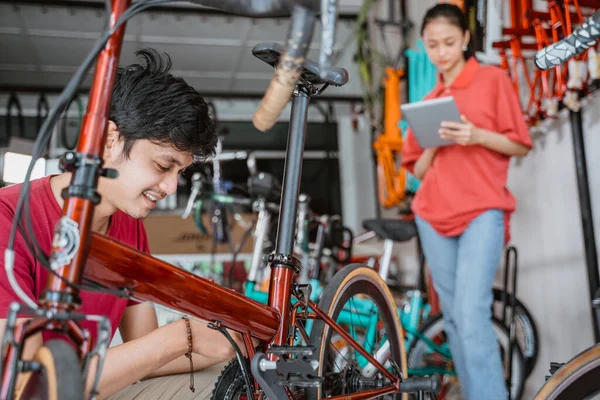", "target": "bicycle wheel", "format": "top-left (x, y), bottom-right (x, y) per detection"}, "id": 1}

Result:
top-left (16, 339), bottom-right (84, 400)
top-left (307, 264), bottom-right (408, 399)
top-left (534, 343), bottom-right (600, 400)
top-left (492, 287), bottom-right (539, 377)
top-left (407, 314), bottom-right (526, 400)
